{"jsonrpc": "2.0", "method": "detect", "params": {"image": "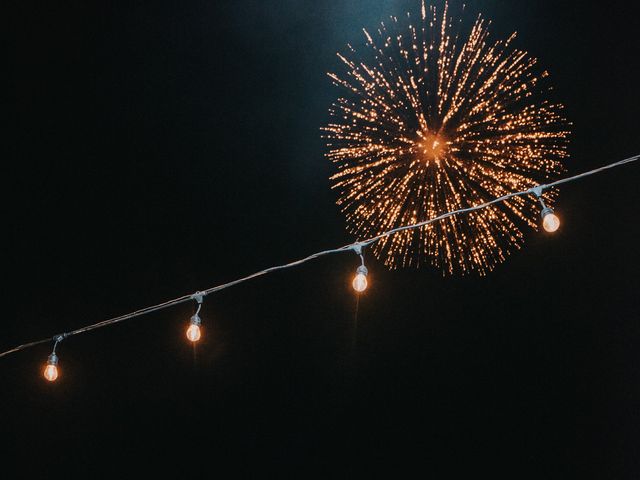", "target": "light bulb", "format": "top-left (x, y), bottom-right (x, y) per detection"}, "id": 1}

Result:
top-left (44, 353), bottom-right (59, 382)
top-left (186, 324), bottom-right (201, 342)
top-left (186, 314), bottom-right (202, 342)
top-left (353, 273), bottom-right (367, 292)
top-left (44, 364), bottom-right (58, 382)
top-left (541, 208), bottom-right (560, 233)
top-left (352, 265), bottom-right (368, 293)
